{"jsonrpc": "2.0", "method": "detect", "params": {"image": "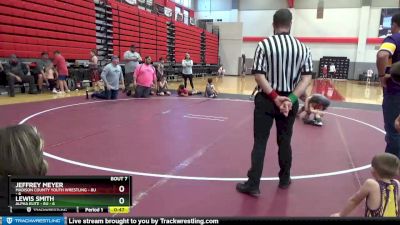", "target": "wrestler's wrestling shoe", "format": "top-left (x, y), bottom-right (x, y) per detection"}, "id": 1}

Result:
top-left (303, 118), bottom-right (314, 125)
top-left (314, 118), bottom-right (323, 126)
